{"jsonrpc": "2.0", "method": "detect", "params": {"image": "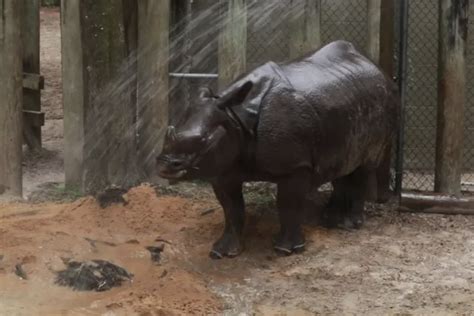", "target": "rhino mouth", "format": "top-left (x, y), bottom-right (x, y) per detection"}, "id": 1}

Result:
top-left (158, 169), bottom-right (188, 179)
